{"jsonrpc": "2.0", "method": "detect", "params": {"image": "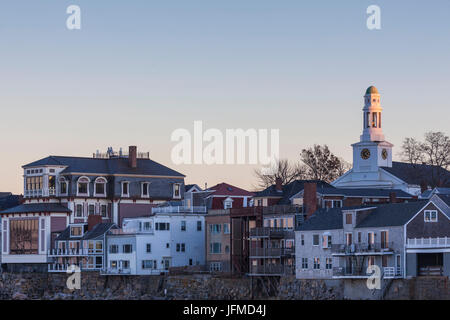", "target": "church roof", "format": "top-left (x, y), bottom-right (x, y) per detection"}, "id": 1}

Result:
top-left (365, 86), bottom-right (379, 95)
top-left (381, 161), bottom-right (450, 188)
